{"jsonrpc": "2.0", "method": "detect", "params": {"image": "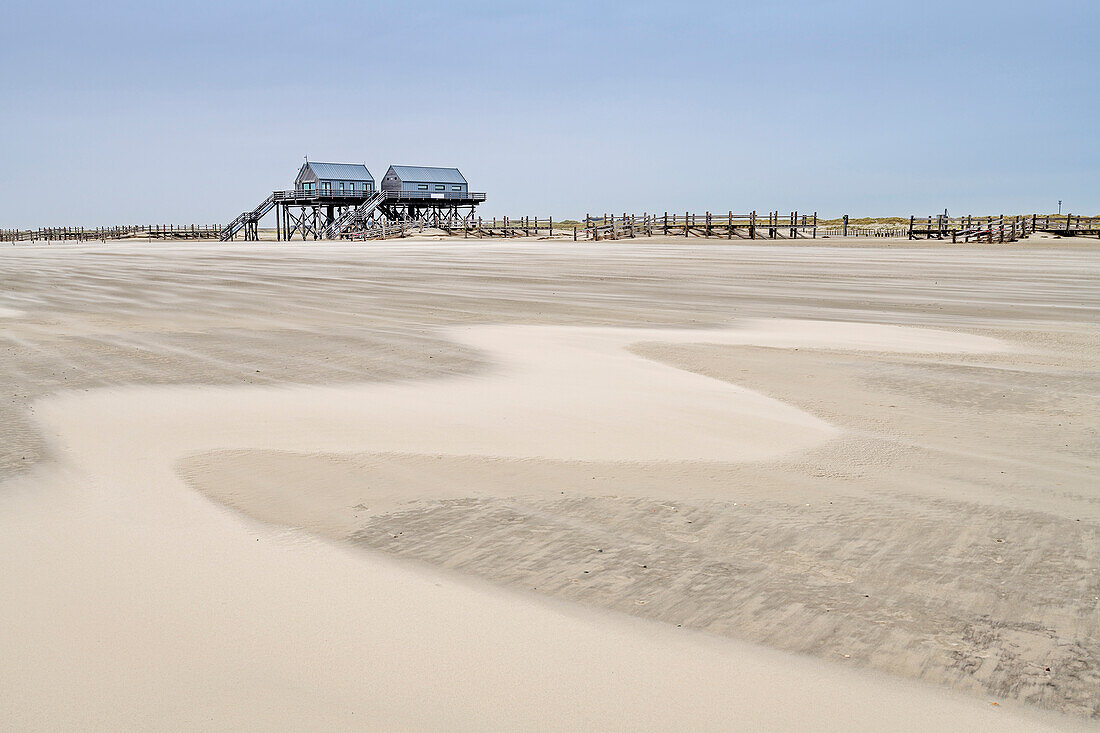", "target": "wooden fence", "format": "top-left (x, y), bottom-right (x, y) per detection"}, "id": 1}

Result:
top-left (909, 215), bottom-right (1029, 243)
top-left (1030, 214), bottom-right (1100, 236)
top-left (573, 212), bottom-right (826, 241)
top-left (6, 212), bottom-right (1096, 245)
top-left (908, 213), bottom-right (1100, 242)
top-left (1, 225), bottom-right (222, 243)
